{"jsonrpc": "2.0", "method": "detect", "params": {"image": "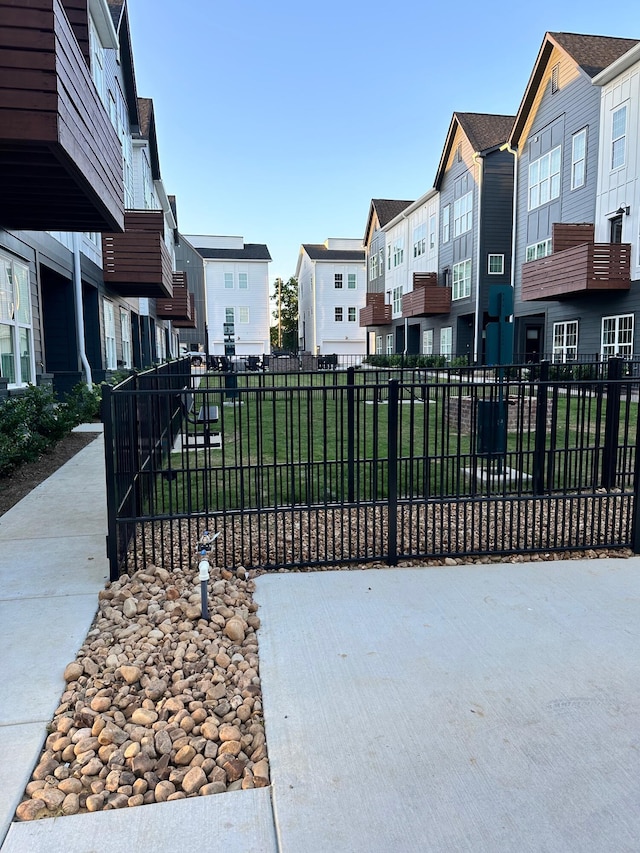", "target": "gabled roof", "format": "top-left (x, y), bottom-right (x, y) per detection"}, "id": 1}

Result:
top-left (301, 244), bottom-right (365, 262)
top-left (509, 31), bottom-right (639, 147)
top-left (434, 112), bottom-right (515, 188)
top-left (363, 199), bottom-right (413, 244)
top-left (195, 244), bottom-right (272, 261)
